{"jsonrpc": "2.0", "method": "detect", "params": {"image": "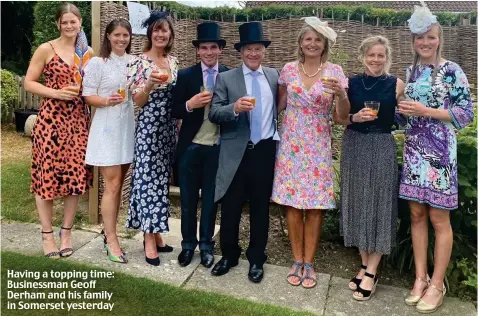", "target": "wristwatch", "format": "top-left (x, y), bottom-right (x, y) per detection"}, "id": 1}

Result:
top-left (349, 114), bottom-right (355, 124)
